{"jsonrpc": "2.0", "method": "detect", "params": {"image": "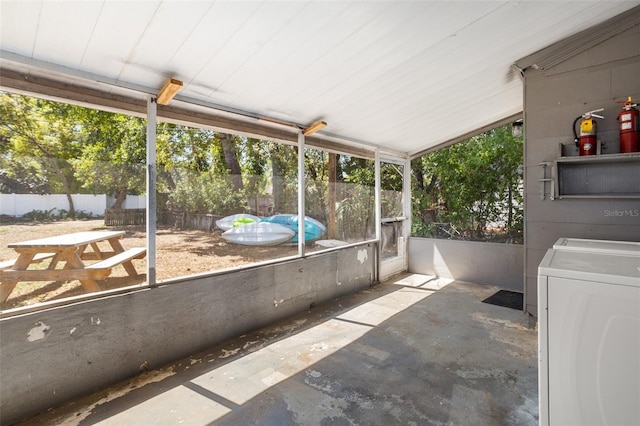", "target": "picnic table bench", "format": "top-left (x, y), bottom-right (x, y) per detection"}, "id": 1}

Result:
top-left (0, 253), bottom-right (56, 270)
top-left (0, 231), bottom-right (146, 303)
